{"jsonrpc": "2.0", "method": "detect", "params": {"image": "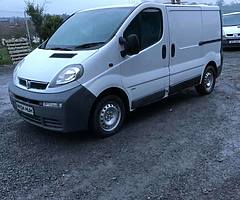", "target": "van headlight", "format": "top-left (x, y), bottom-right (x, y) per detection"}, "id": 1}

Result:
top-left (50, 64), bottom-right (84, 87)
top-left (13, 59), bottom-right (24, 84)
